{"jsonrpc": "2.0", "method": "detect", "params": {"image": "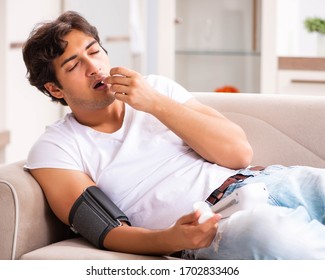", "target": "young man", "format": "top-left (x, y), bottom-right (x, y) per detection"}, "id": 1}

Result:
top-left (23, 11), bottom-right (325, 259)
